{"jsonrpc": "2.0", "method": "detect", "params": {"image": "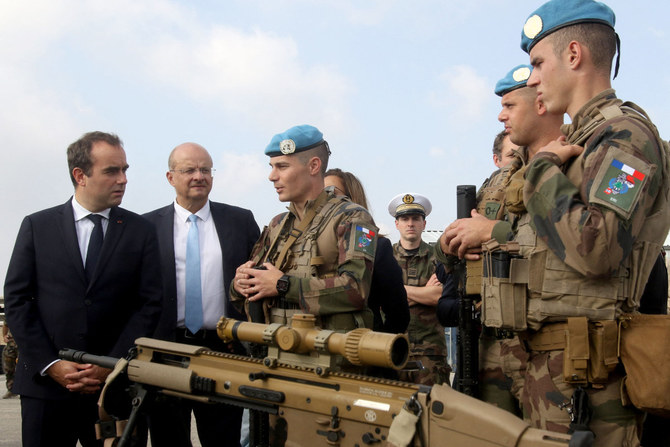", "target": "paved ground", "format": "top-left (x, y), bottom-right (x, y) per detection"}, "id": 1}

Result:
top-left (0, 376), bottom-right (20, 446)
top-left (0, 375), bottom-right (207, 447)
